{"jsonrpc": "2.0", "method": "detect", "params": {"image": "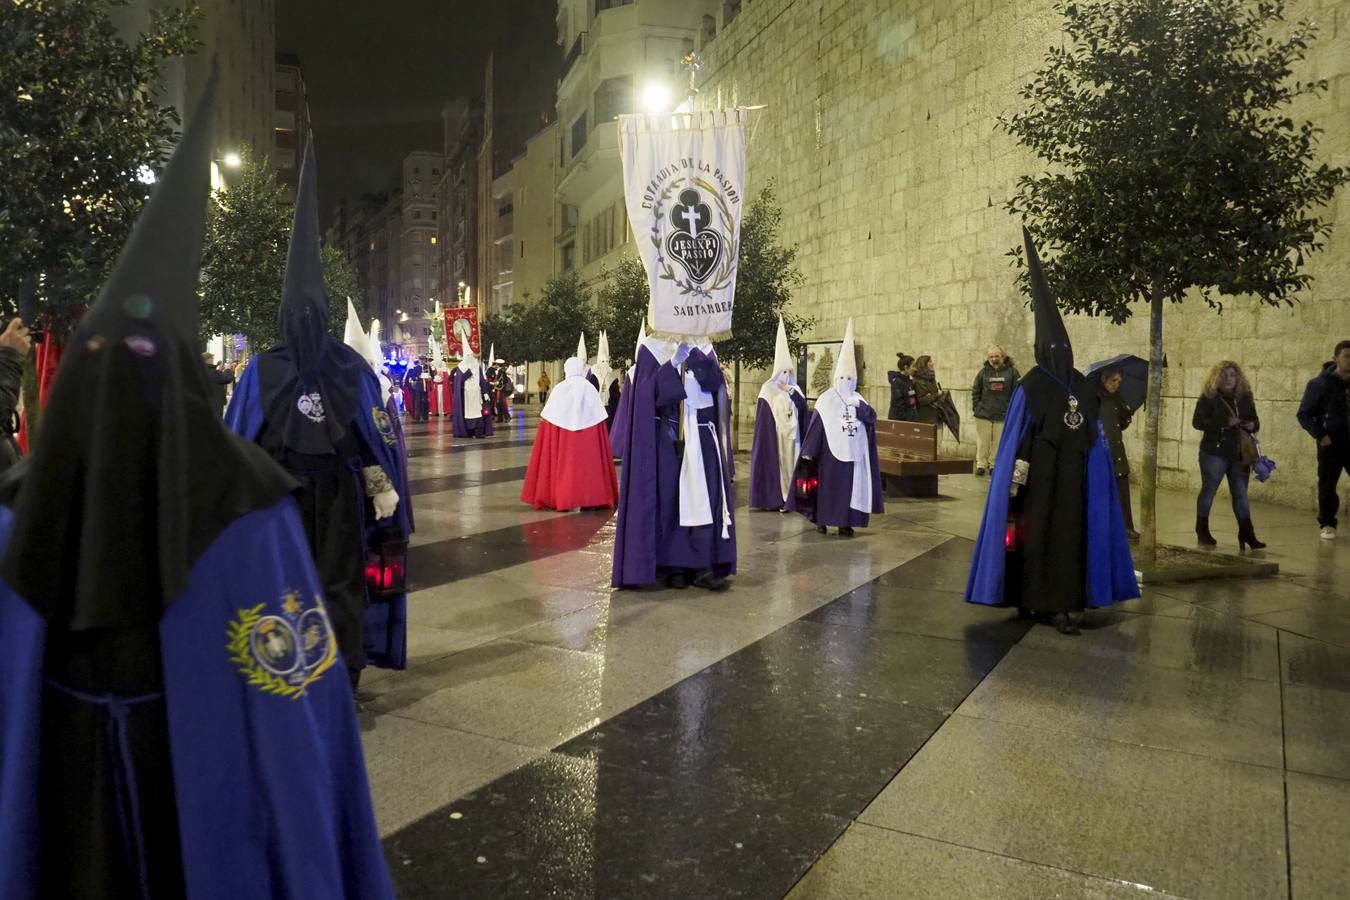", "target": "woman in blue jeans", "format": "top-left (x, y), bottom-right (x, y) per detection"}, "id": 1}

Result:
top-left (1192, 361), bottom-right (1264, 550)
